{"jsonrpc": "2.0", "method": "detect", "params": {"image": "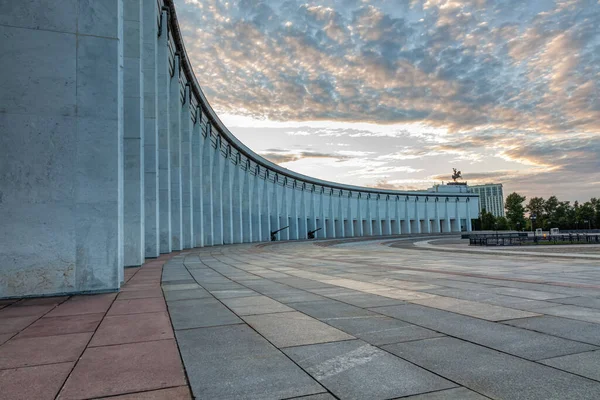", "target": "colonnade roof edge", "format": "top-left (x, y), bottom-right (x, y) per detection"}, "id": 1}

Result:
top-left (163, 0), bottom-right (476, 199)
